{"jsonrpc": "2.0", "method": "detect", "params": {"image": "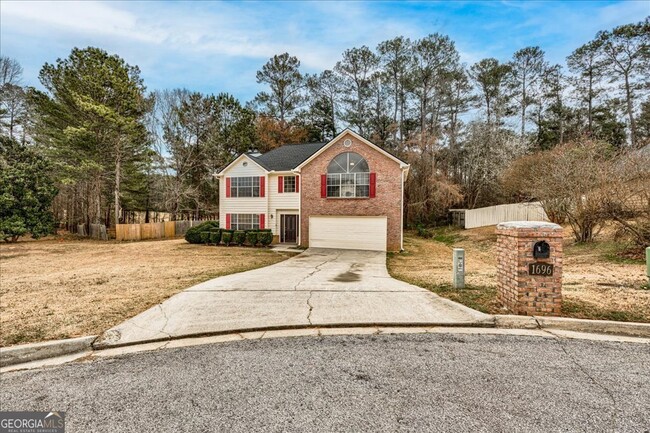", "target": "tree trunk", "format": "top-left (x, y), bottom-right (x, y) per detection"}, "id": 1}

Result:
top-left (521, 87), bottom-right (527, 140)
top-left (624, 73), bottom-right (636, 147)
top-left (587, 71), bottom-right (594, 137)
top-left (114, 154), bottom-right (121, 227)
